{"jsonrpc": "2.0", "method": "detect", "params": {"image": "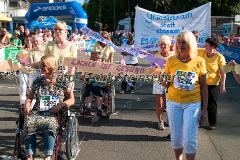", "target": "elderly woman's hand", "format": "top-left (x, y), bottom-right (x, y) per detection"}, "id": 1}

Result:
top-left (50, 103), bottom-right (66, 113)
top-left (44, 78), bottom-right (57, 84)
top-left (229, 60), bottom-right (237, 66)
